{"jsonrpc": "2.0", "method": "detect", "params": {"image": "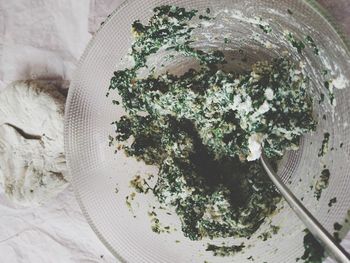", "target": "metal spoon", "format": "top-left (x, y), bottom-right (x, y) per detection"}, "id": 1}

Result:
top-left (260, 154), bottom-right (350, 263)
